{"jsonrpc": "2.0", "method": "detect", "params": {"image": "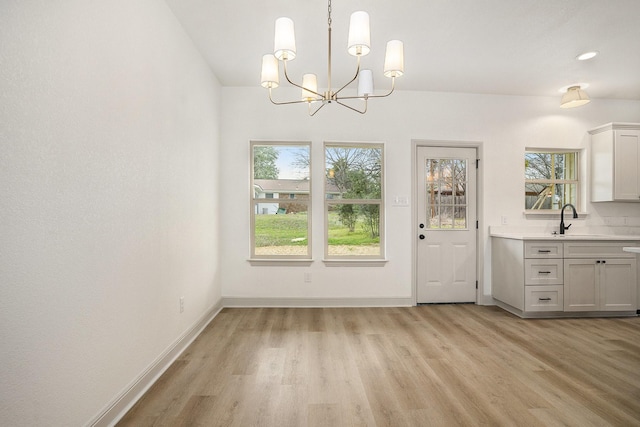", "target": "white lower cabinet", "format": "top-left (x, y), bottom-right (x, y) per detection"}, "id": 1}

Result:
top-left (492, 237), bottom-right (639, 318)
top-left (564, 258), bottom-right (637, 312)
